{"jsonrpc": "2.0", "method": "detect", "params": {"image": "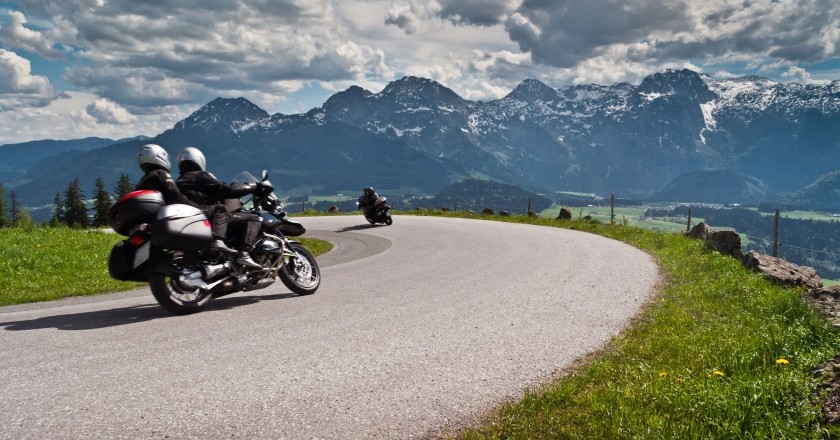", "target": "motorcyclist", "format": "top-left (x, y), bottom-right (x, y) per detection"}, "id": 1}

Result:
top-left (357, 187), bottom-right (379, 219)
top-left (135, 144), bottom-right (238, 256)
top-left (175, 146), bottom-right (262, 269)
